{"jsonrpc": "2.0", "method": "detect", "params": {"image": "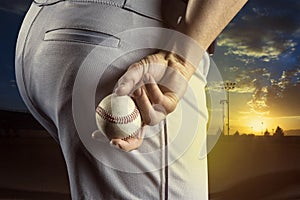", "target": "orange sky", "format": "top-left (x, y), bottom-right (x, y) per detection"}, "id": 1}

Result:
top-left (219, 92), bottom-right (300, 135)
